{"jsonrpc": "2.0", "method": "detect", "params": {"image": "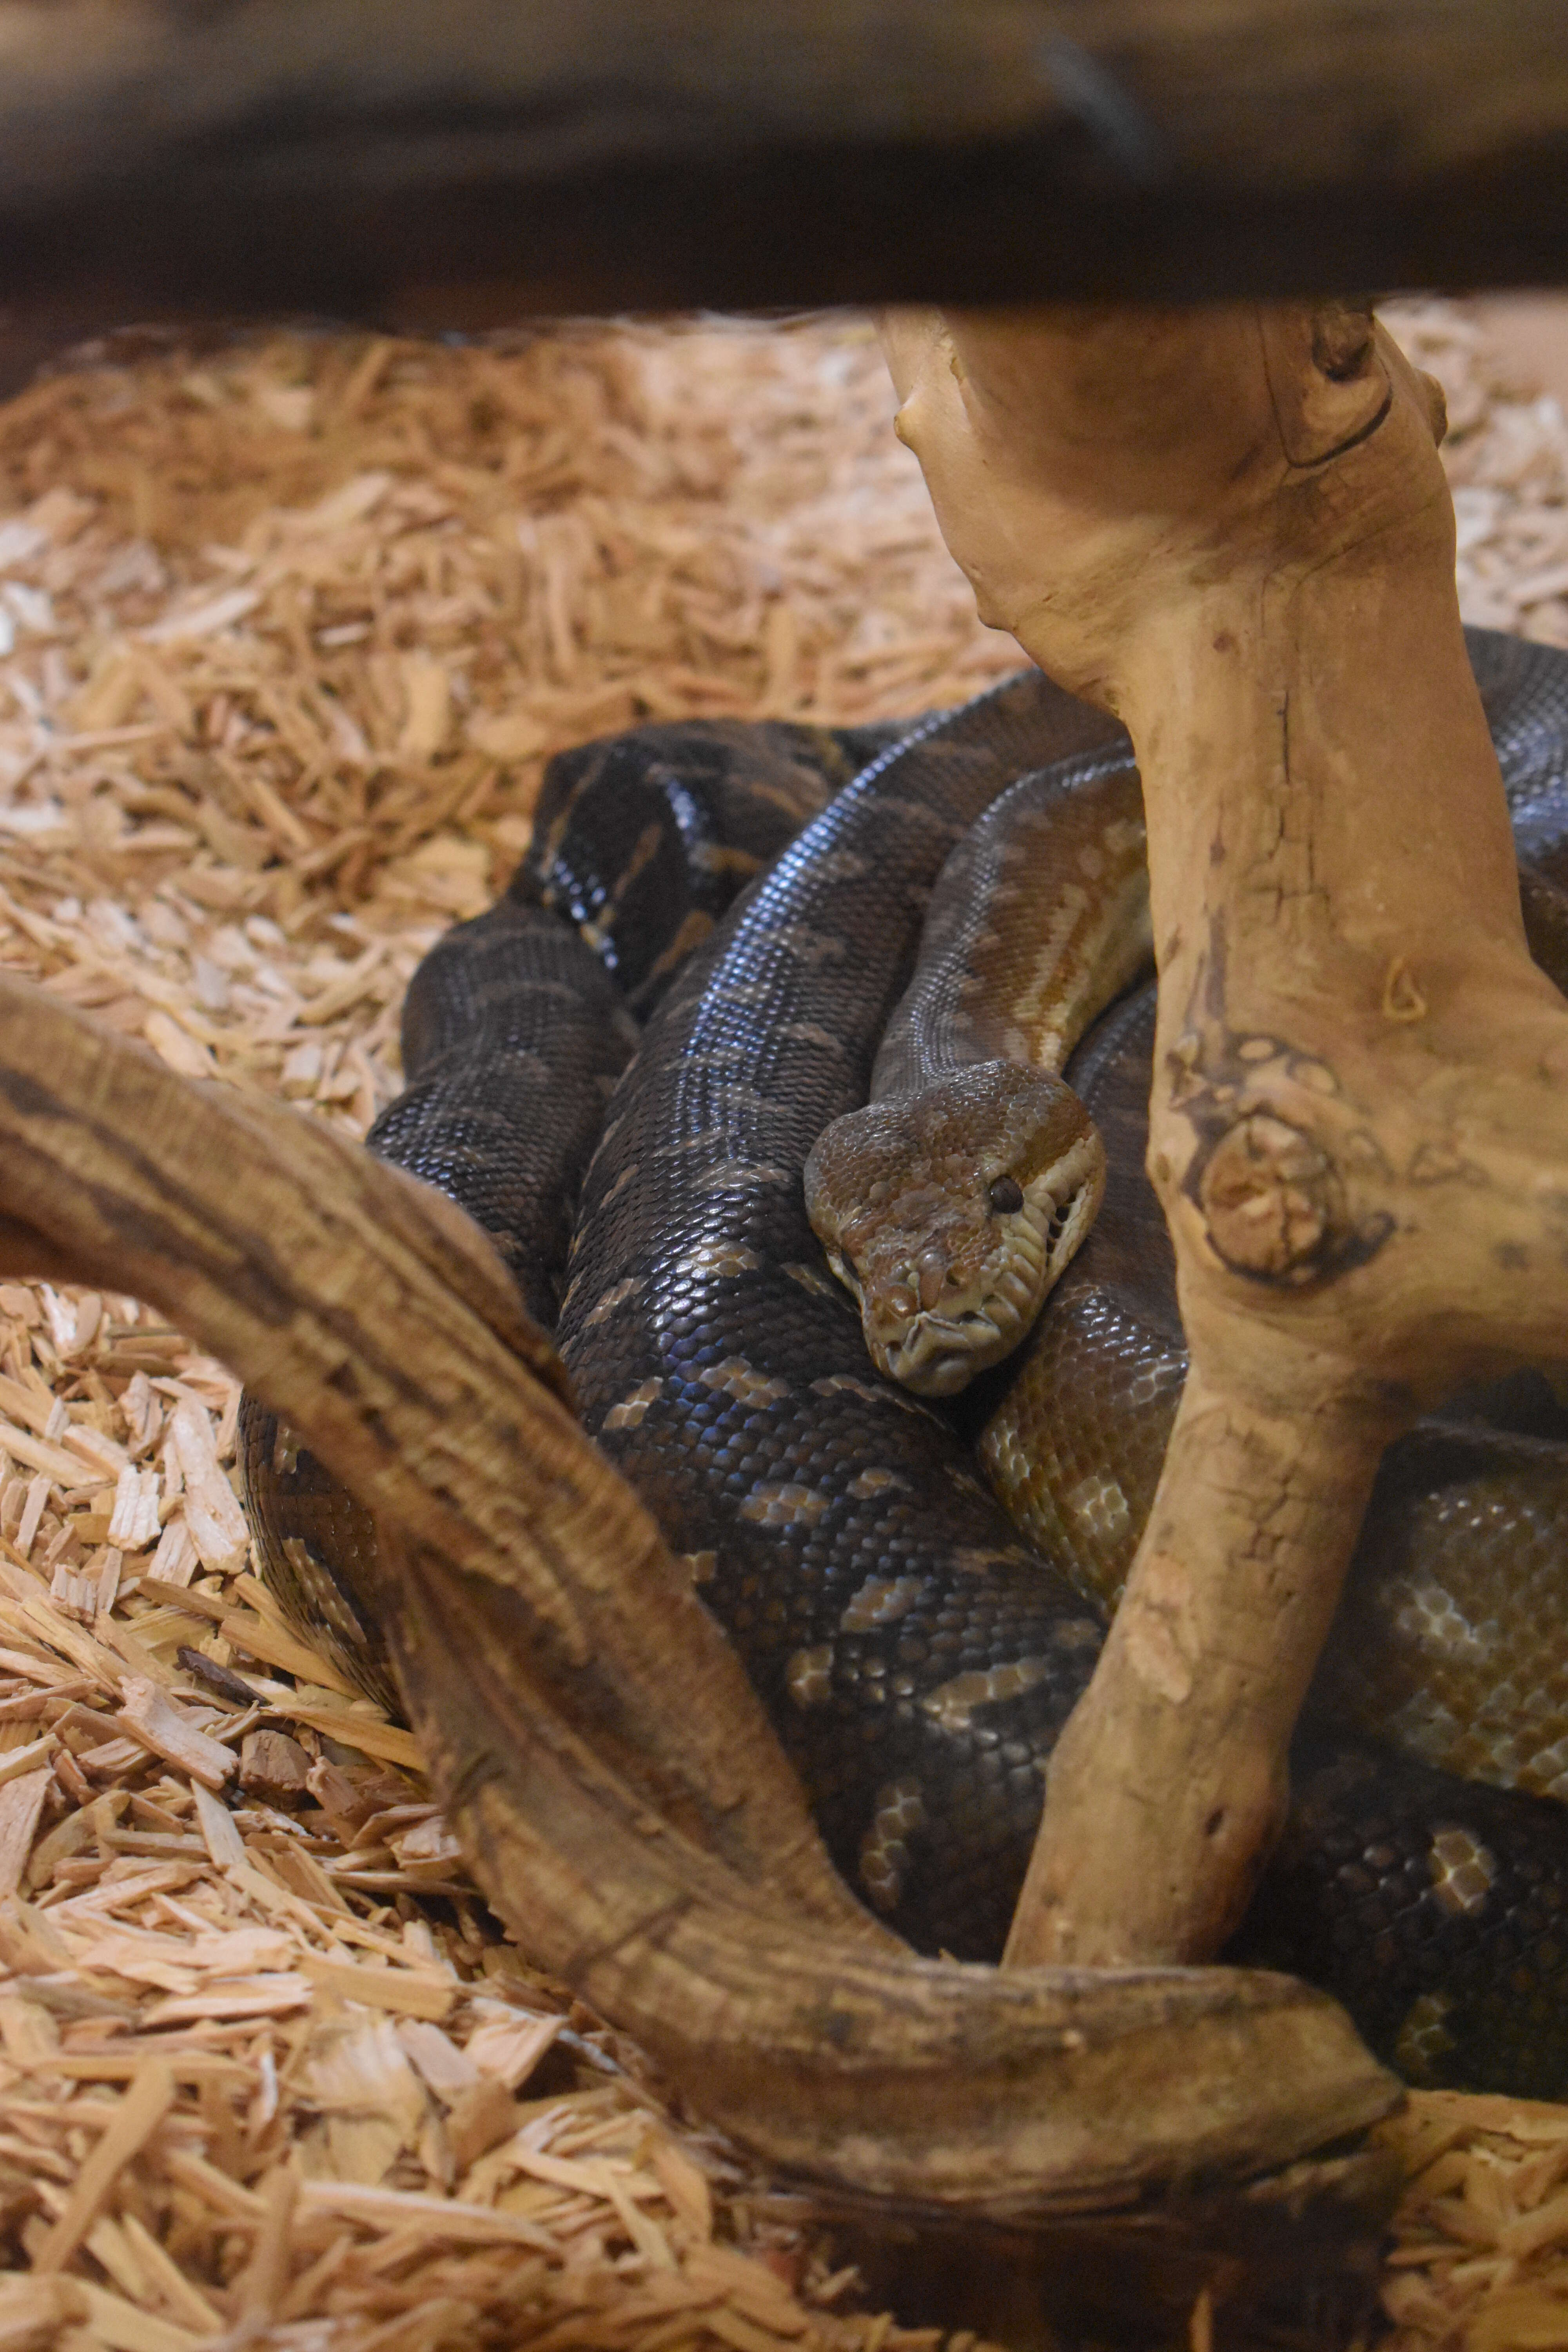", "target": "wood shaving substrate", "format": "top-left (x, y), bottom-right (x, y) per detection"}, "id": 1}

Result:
top-left (0, 300), bottom-right (1554, 2352)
